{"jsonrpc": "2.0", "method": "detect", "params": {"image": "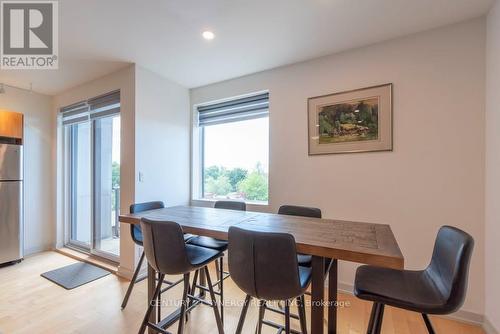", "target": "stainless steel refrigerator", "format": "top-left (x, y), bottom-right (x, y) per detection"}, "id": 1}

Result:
top-left (0, 143), bottom-right (23, 265)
